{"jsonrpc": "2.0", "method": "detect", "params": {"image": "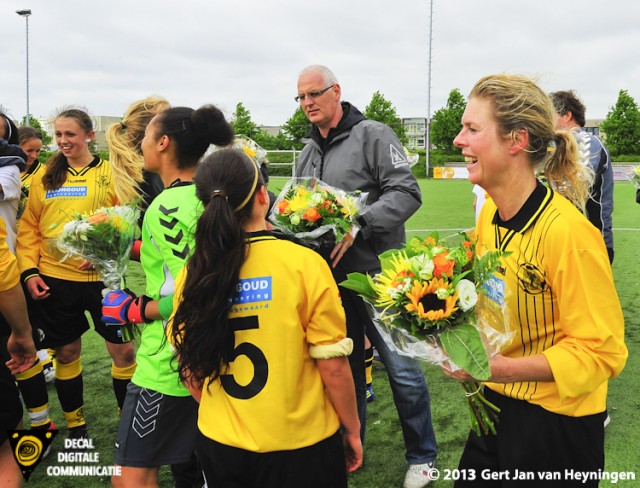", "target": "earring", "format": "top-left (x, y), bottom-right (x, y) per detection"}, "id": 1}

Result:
top-left (85, 139), bottom-right (91, 143)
